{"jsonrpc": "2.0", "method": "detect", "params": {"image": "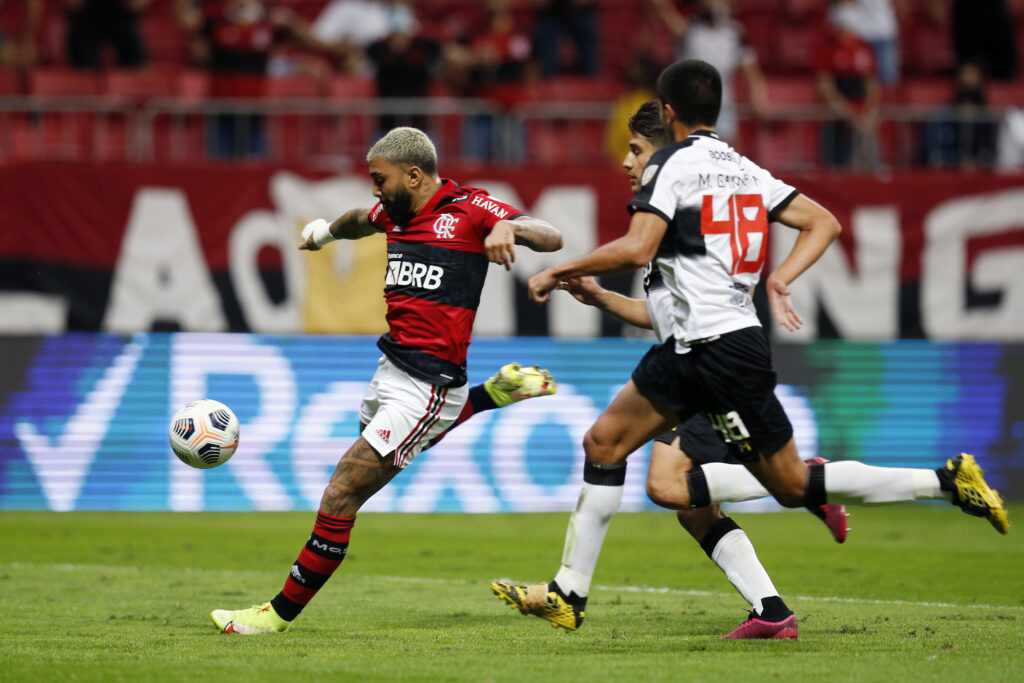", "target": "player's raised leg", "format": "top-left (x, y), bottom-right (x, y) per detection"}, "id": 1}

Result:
top-left (427, 364), bottom-right (556, 451)
top-left (492, 380), bottom-right (673, 630)
top-left (737, 439), bottom-right (1008, 535)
